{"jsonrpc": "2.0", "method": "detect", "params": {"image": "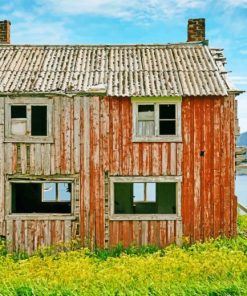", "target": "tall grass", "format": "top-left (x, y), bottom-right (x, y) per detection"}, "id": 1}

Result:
top-left (0, 216), bottom-right (246, 296)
